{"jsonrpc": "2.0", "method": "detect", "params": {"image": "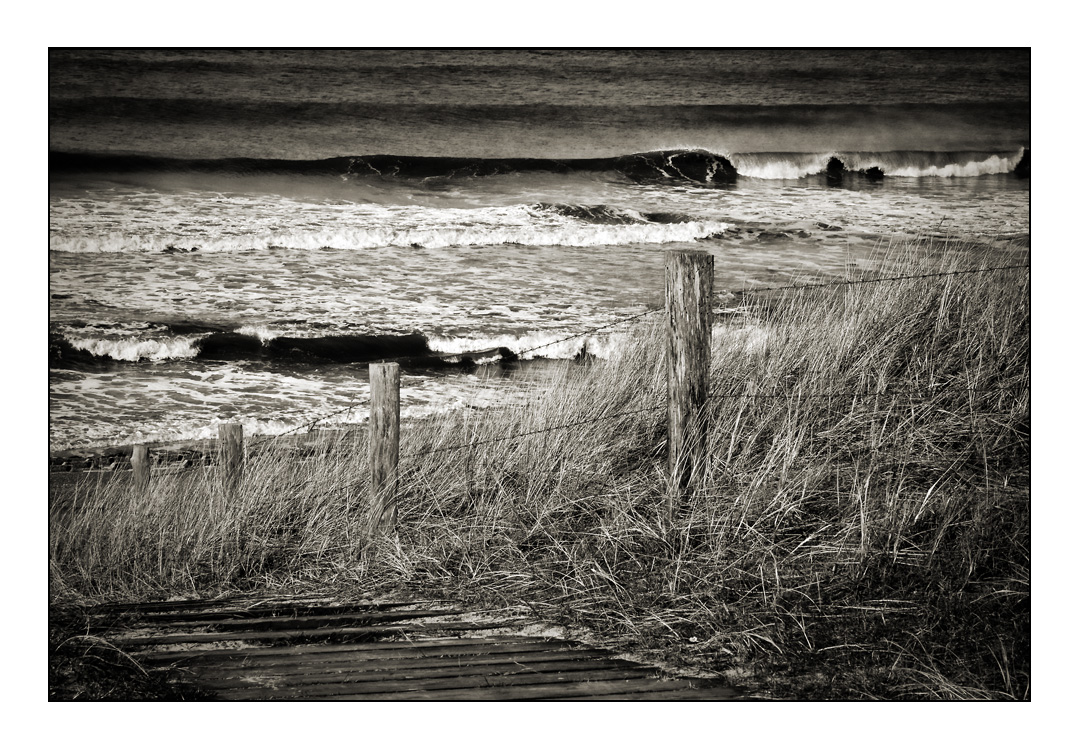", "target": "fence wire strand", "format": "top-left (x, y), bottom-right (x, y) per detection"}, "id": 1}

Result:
top-left (723, 262), bottom-right (1029, 298)
top-left (72, 261), bottom-right (1029, 469)
top-left (401, 403), bottom-right (666, 459)
top-left (246, 382), bottom-right (1031, 475)
top-left (248, 399), bottom-right (360, 451)
top-left (515, 307), bottom-right (661, 359)
top-left (250, 263), bottom-right (1029, 451)
top-left (706, 384), bottom-right (1030, 402)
